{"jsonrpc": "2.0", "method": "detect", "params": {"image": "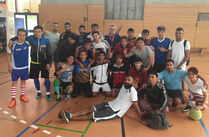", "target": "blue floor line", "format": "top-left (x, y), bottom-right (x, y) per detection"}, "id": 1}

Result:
top-left (190, 101), bottom-right (209, 137)
top-left (16, 95), bottom-right (66, 137)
